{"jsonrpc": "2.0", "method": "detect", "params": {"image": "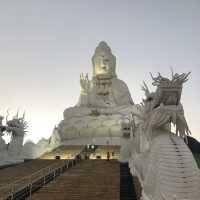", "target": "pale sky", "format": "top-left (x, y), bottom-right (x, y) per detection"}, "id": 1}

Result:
top-left (0, 0), bottom-right (199, 143)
